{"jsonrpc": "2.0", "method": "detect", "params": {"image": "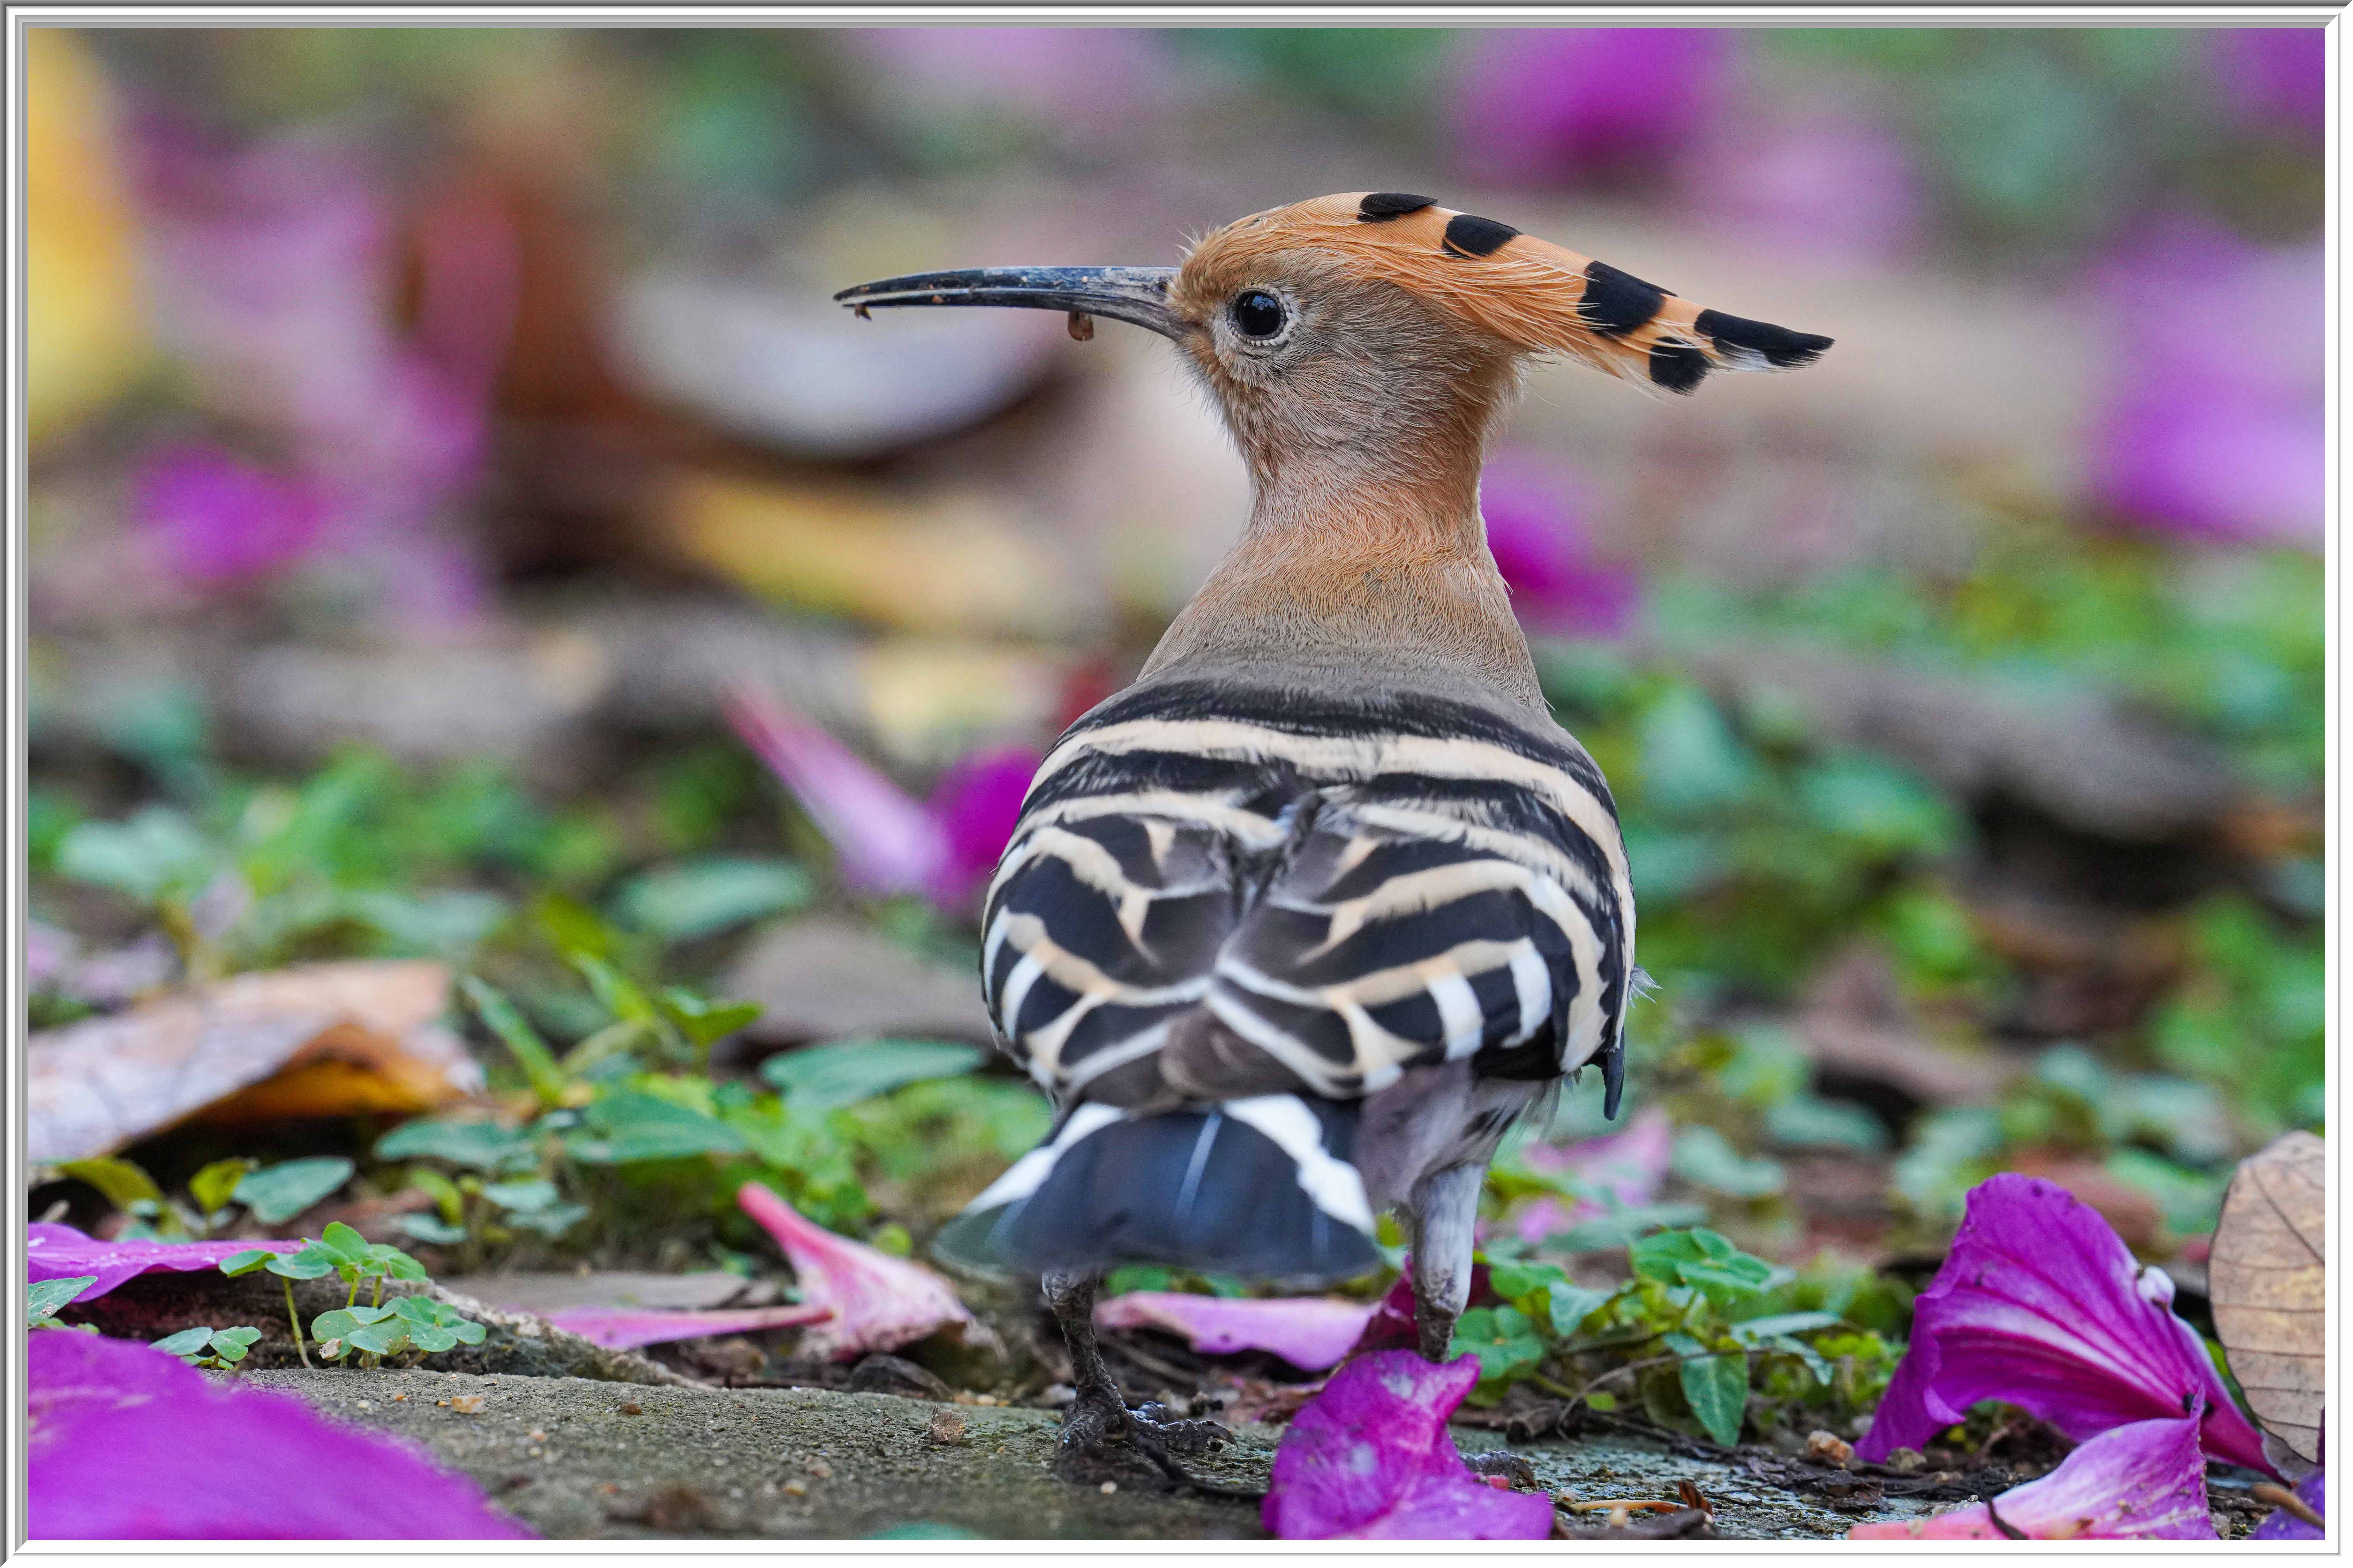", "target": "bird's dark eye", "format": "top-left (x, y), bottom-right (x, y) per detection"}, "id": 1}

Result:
top-left (1230, 291), bottom-right (1287, 339)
